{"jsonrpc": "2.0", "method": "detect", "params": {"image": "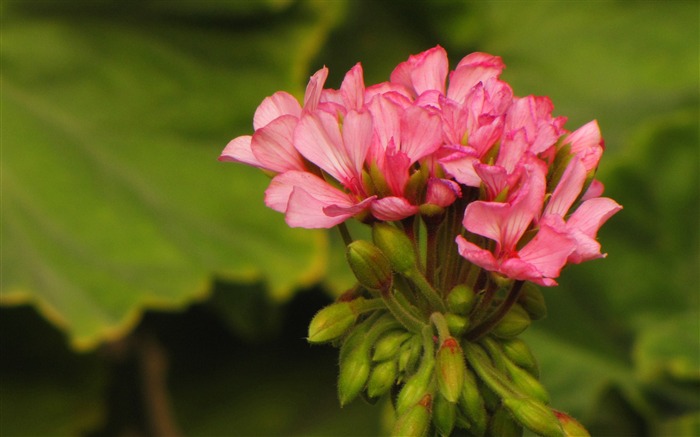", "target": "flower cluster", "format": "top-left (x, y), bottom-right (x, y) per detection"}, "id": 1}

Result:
top-left (221, 46), bottom-right (621, 436)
